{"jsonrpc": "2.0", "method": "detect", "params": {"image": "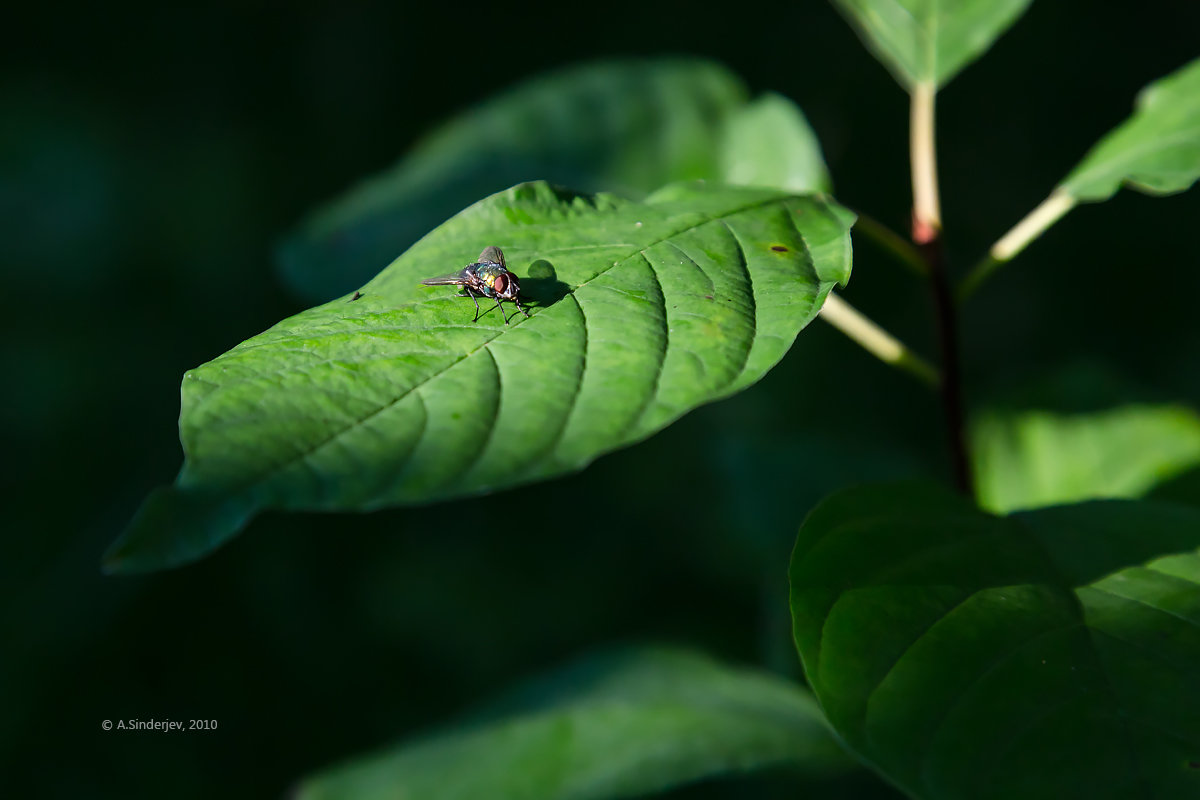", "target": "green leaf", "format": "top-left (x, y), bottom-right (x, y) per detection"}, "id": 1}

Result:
top-left (296, 647), bottom-right (853, 800)
top-left (972, 403), bottom-right (1200, 513)
top-left (278, 58), bottom-right (749, 303)
top-left (789, 482), bottom-right (1200, 800)
top-left (1060, 57), bottom-right (1200, 202)
top-left (832, 0), bottom-right (1033, 89)
top-left (106, 181), bottom-right (854, 573)
top-left (720, 92), bottom-right (831, 194)
top-left (963, 58), bottom-right (1200, 297)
